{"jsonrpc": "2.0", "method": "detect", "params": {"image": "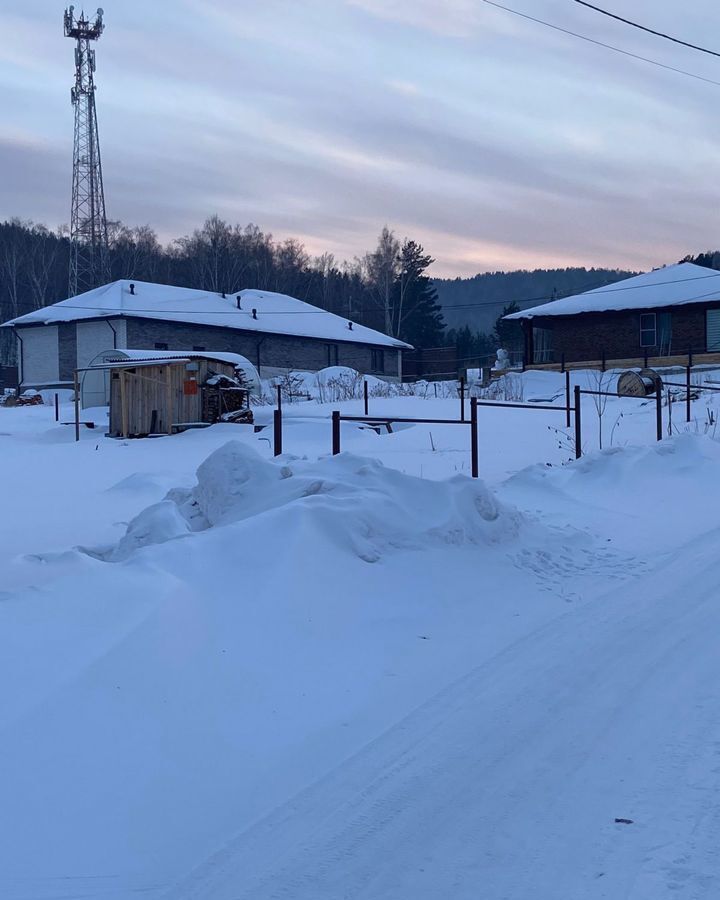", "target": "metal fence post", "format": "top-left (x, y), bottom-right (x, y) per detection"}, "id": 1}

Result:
top-left (332, 410), bottom-right (341, 455)
top-left (565, 370), bottom-right (571, 429)
top-left (686, 365), bottom-right (691, 423)
top-left (273, 407), bottom-right (282, 456)
top-left (656, 388), bottom-right (662, 441)
top-left (54, 392), bottom-right (59, 422)
top-left (470, 397), bottom-right (478, 478)
top-left (460, 376), bottom-right (466, 422)
top-left (363, 379), bottom-right (369, 416)
top-left (574, 385), bottom-right (582, 459)
top-left (73, 371), bottom-right (80, 442)
top-left (273, 383), bottom-right (283, 456)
